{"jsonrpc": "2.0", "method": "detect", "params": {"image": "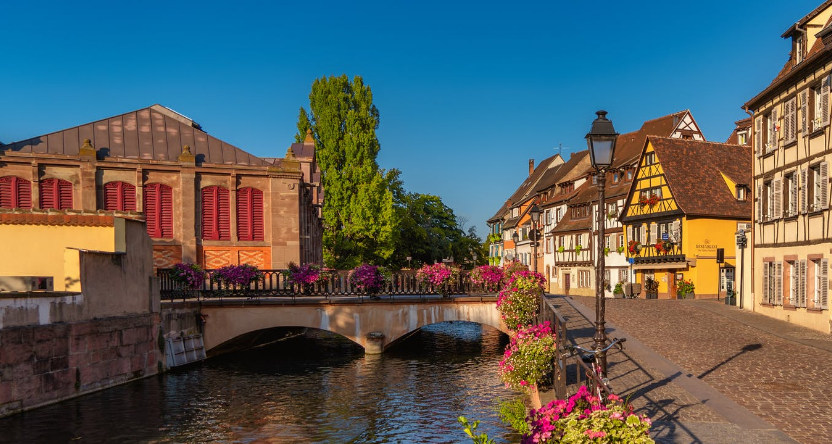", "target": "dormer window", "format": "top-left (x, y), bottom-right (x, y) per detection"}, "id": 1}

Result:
top-left (736, 185), bottom-right (747, 201)
top-left (795, 33), bottom-right (806, 65)
top-left (737, 131), bottom-right (748, 145)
